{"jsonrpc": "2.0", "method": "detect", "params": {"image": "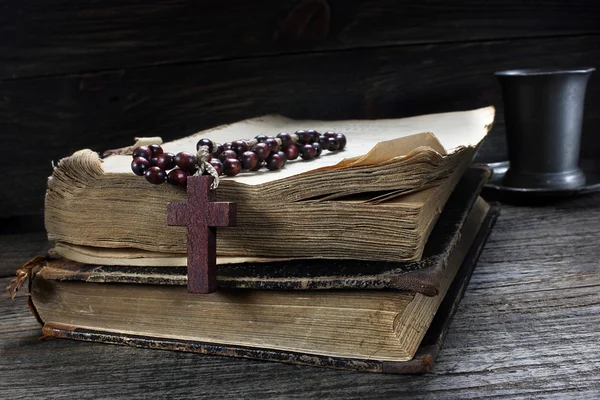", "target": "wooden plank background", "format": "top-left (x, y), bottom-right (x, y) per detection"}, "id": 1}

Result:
top-left (2, 1), bottom-right (600, 217)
